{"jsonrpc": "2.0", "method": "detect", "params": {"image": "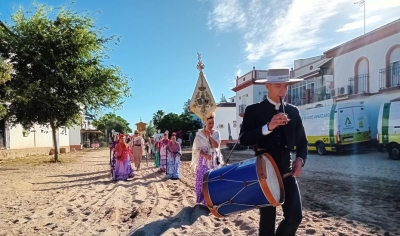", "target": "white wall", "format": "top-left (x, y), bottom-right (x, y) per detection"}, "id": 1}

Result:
top-left (333, 32), bottom-right (400, 92)
top-left (214, 106), bottom-right (237, 141)
top-left (236, 71), bottom-right (253, 86)
top-left (235, 85), bottom-right (253, 137)
top-left (8, 124), bottom-right (35, 149)
top-left (235, 84), bottom-right (268, 137)
top-left (294, 55), bottom-right (324, 70)
top-left (293, 56), bottom-right (326, 77)
top-left (252, 85), bottom-right (268, 104)
top-left (58, 127), bottom-right (69, 147)
top-left (69, 124), bottom-right (82, 146)
top-left (35, 124), bottom-right (53, 147)
top-left (7, 123), bottom-right (70, 149)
